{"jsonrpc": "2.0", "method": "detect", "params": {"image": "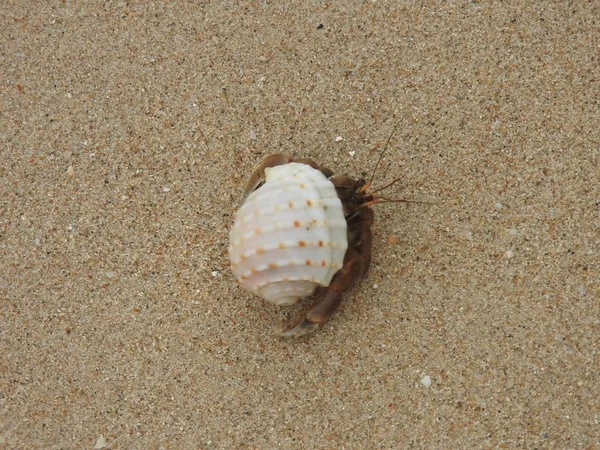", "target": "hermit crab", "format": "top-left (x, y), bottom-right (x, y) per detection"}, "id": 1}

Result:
top-left (229, 128), bottom-right (415, 337)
